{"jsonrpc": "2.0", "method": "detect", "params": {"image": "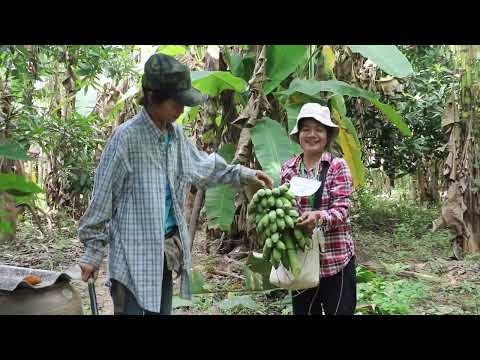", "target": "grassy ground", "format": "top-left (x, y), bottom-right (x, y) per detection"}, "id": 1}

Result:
top-left (351, 188), bottom-right (480, 315)
top-left (2, 189), bottom-right (479, 315)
